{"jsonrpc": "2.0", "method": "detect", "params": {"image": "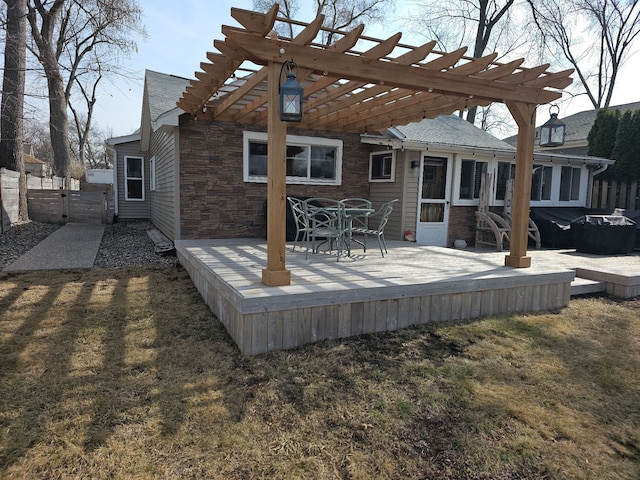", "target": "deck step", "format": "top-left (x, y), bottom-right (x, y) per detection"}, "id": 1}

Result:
top-left (147, 228), bottom-right (175, 255)
top-left (571, 277), bottom-right (606, 296)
